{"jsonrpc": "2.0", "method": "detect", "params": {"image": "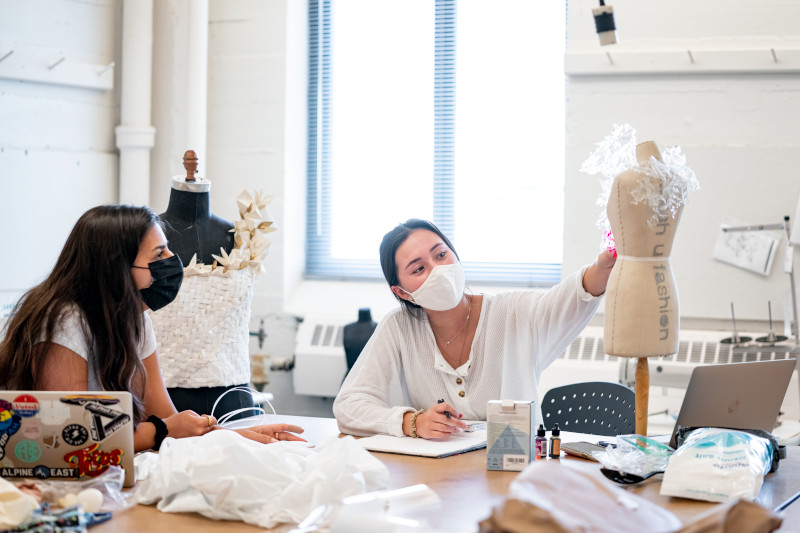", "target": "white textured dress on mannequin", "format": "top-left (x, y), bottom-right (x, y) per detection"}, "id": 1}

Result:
top-left (149, 187), bottom-right (276, 419)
